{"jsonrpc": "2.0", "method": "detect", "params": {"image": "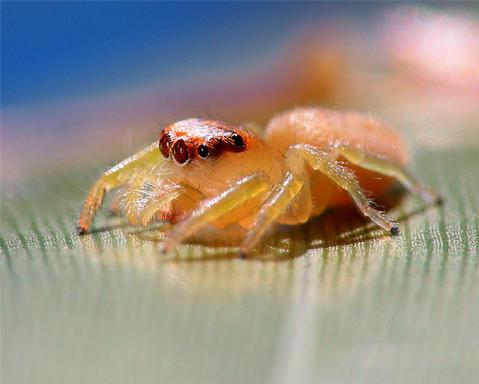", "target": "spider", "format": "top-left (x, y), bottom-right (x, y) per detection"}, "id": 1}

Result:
top-left (78, 107), bottom-right (441, 257)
